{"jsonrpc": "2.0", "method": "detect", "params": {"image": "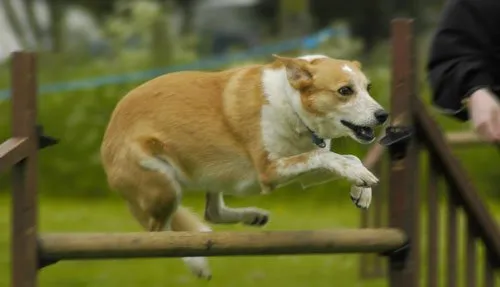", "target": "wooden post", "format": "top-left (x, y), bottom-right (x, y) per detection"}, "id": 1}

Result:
top-left (387, 18), bottom-right (419, 287)
top-left (11, 52), bottom-right (39, 287)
